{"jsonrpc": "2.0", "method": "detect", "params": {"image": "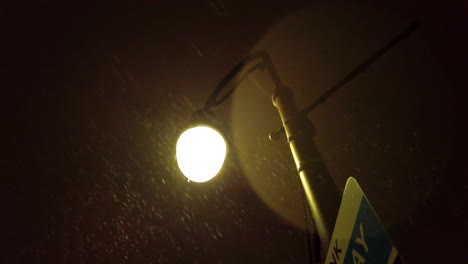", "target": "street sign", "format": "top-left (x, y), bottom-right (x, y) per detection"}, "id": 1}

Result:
top-left (325, 177), bottom-right (403, 264)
